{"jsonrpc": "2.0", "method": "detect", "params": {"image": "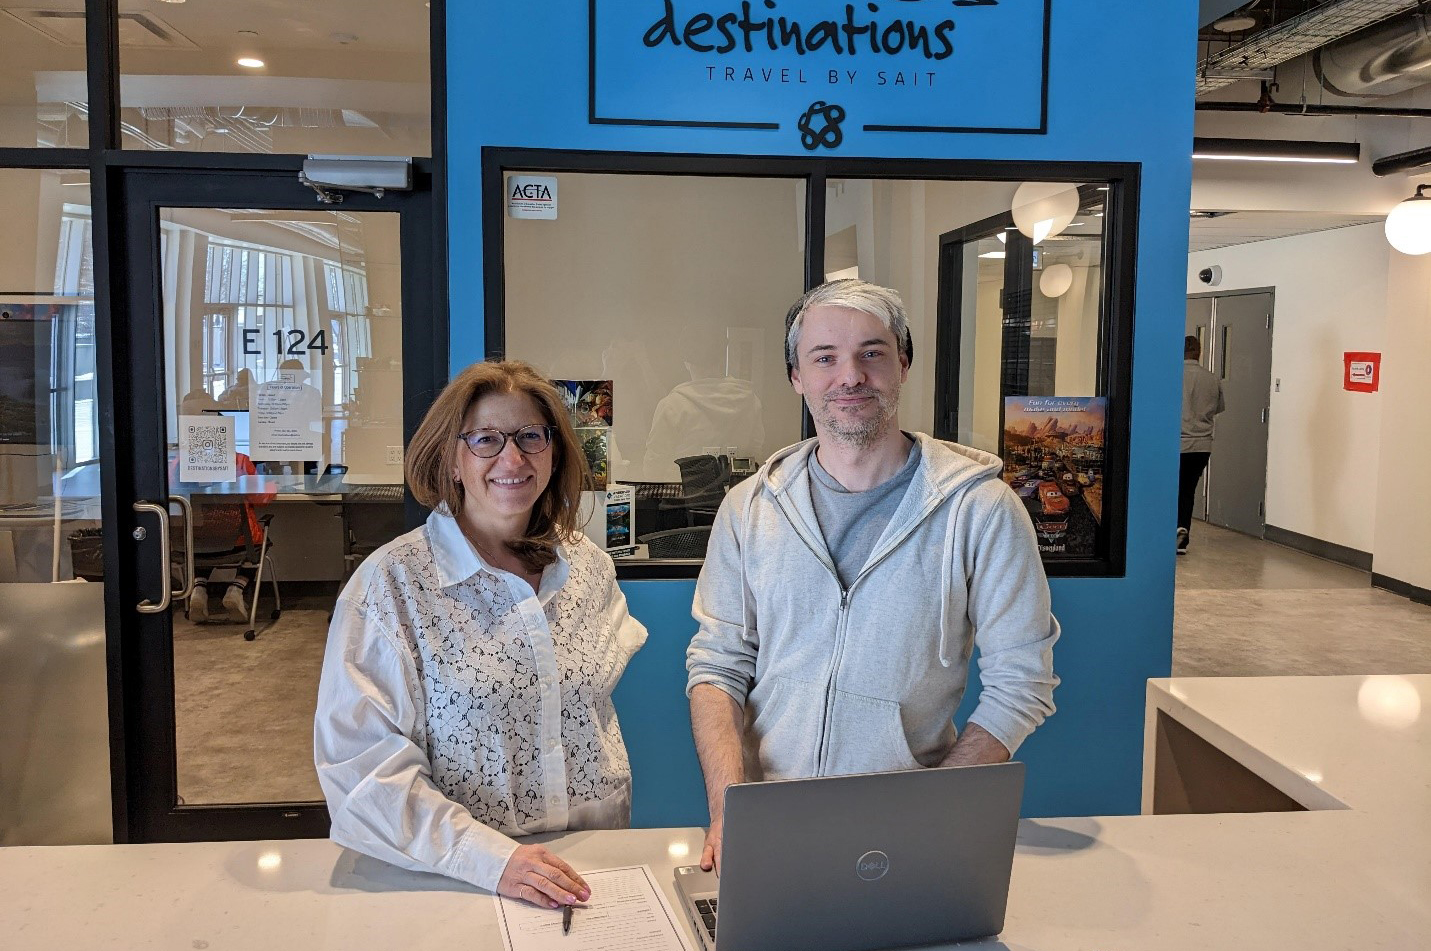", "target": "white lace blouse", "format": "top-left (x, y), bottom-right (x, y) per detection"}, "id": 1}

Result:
top-left (314, 507), bottom-right (648, 891)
